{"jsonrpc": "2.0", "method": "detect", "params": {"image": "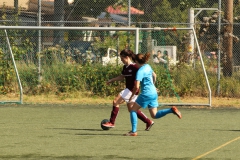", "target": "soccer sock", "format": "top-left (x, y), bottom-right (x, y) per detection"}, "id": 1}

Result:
top-left (155, 108), bottom-right (173, 119)
top-left (110, 106), bottom-right (119, 124)
top-left (137, 110), bottom-right (149, 123)
top-left (130, 110), bottom-right (138, 133)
